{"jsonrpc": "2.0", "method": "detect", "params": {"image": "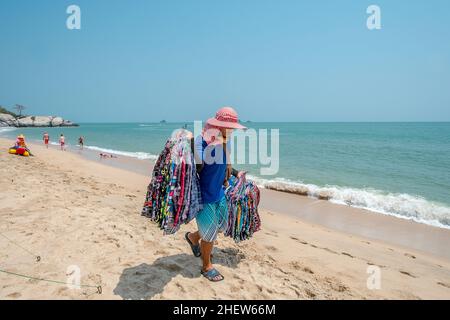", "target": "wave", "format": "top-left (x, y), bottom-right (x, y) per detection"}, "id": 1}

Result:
top-left (84, 145), bottom-right (158, 160)
top-left (44, 141), bottom-right (158, 160)
top-left (46, 140), bottom-right (158, 160)
top-left (248, 175), bottom-right (450, 230)
top-left (0, 127), bottom-right (17, 134)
